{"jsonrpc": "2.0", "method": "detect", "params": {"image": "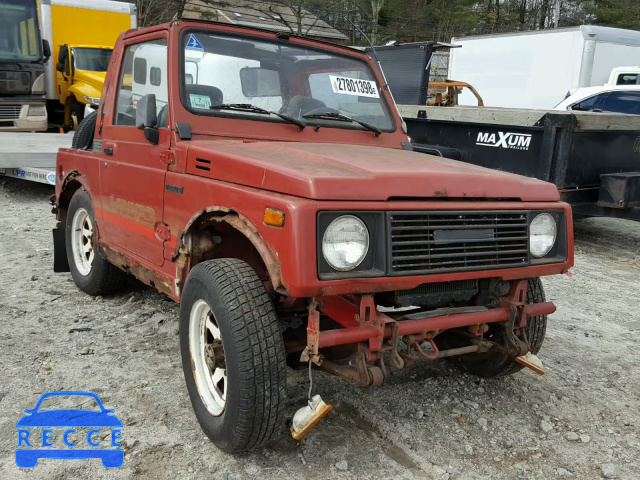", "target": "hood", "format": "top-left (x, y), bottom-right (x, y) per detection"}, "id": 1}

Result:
top-left (72, 70), bottom-right (106, 94)
top-left (186, 141), bottom-right (560, 202)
